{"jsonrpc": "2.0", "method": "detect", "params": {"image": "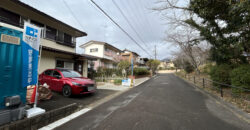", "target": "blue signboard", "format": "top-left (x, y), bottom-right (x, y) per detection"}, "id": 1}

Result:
top-left (22, 22), bottom-right (41, 87)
